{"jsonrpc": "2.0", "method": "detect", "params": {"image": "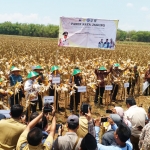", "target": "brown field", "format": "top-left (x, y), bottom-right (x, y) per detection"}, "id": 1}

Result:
top-left (0, 35), bottom-right (150, 128)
